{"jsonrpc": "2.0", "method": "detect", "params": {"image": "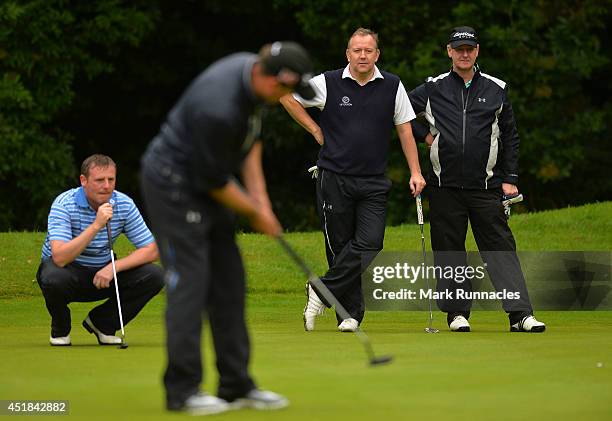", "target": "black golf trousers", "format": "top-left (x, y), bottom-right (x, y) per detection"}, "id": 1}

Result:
top-left (36, 259), bottom-right (164, 337)
top-left (141, 176), bottom-right (256, 409)
top-left (315, 169), bottom-right (391, 325)
top-left (428, 186), bottom-right (533, 325)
